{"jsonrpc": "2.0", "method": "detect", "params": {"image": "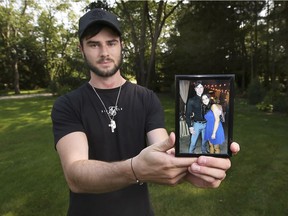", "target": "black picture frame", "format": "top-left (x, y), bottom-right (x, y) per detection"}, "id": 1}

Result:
top-left (175, 74), bottom-right (235, 158)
